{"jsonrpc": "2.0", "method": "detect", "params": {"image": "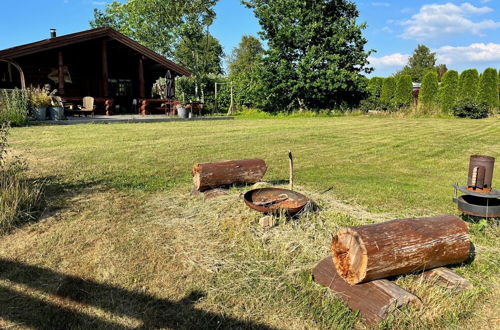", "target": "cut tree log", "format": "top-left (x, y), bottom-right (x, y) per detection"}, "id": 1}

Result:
top-left (421, 267), bottom-right (473, 291)
top-left (192, 159), bottom-right (267, 192)
top-left (313, 257), bottom-right (422, 326)
top-left (331, 215), bottom-right (471, 285)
